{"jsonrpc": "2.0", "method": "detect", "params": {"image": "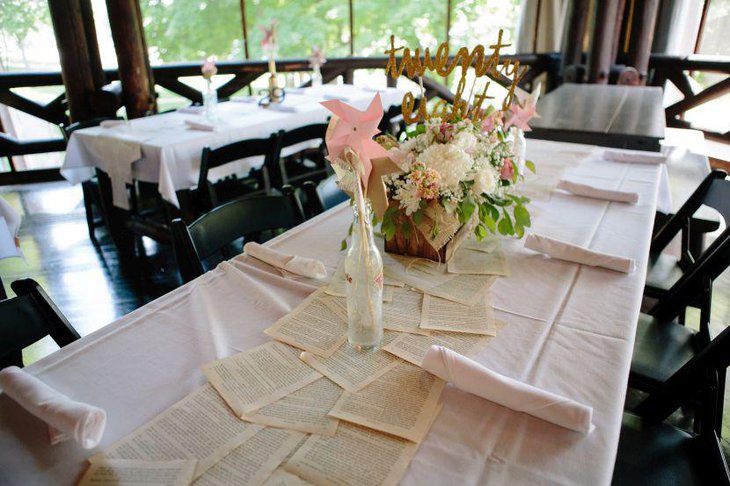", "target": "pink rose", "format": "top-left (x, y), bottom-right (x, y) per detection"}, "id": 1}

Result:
top-left (481, 111), bottom-right (503, 133)
top-left (500, 158), bottom-right (514, 181)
